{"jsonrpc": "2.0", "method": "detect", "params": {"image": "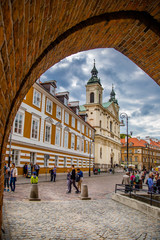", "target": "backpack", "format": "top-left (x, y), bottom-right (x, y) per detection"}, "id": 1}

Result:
top-left (75, 174), bottom-right (80, 182)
